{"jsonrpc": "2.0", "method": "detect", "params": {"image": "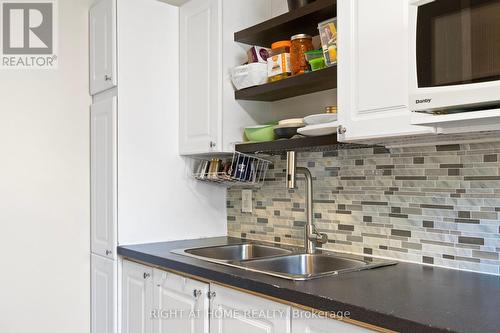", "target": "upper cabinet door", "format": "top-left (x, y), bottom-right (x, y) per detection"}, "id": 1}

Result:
top-left (179, 0), bottom-right (222, 155)
top-left (153, 269), bottom-right (209, 333)
top-left (90, 0), bottom-right (117, 95)
top-left (91, 97), bottom-right (117, 259)
top-left (209, 284), bottom-right (291, 333)
top-left (337, 0), bottom-right (434, 142)
top-left (122, 261), bottom-right (154, 333)
top-left (91, 254), bottom-right (117, 333)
